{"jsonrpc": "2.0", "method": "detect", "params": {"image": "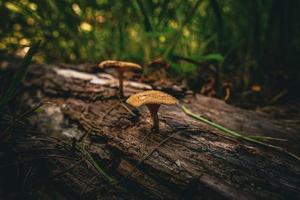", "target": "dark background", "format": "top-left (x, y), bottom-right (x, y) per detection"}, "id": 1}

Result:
top-left (1, 0), bottom-right (300, 105)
